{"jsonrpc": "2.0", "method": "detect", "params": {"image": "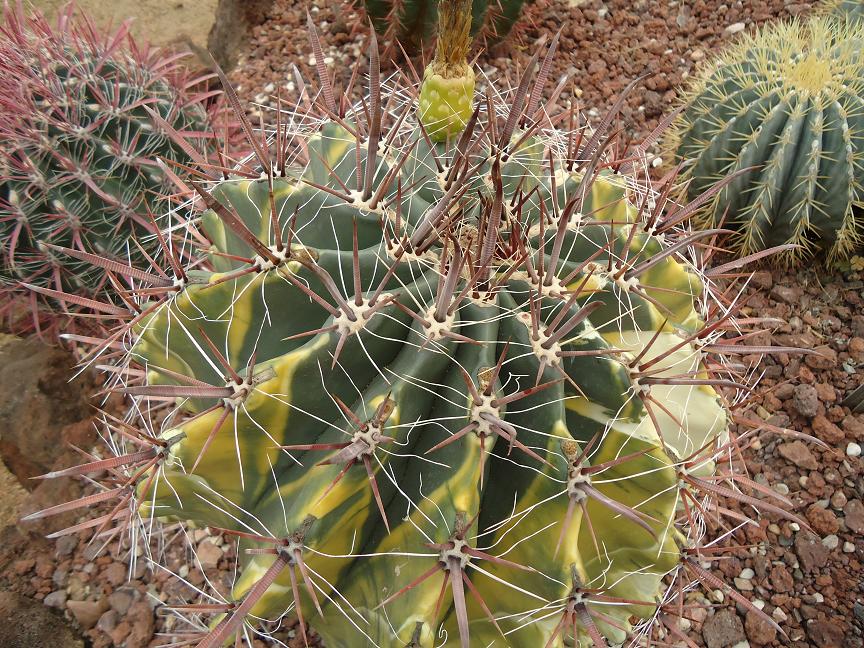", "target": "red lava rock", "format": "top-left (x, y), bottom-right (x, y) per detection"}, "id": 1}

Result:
top-left (770, 284), bottom-right (801, 304)
top-left (108, 620), bottom-right (132, 645)
top-left (778, 440), bottom-right (818, 469)
top-left (843, 499), bottom-right (864, 534)
top-left (812, 415), bottom-right (846, 445)
top-left (702, 608), bottom-right (746, 648)
top-left (843, 415), bottom-right (864, 441)
top-left (807, 619), bottom-right (846, 647)
top-left (196, 539), bottom-right (224, 570)
top-left (805, 345), bottom-right (838, 370)
top-left (744, 608), bottom-right (777, 645)
top-left (795, 532), bottom-right (830, 572)
top-left (768, 564), bottom-right (793, 593)
top-left (126, 600), bottom-right (155, 646)
top-left (806, 504), bottom-right (840, 535)
top-left (814, 382), bottom-right (836, 403)
top-left (66, 599), bottom-right (107, 630)
top-left (102, 562), bottom-right (126, 588)
top-left (849, 337), bottom-right (864, 361)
